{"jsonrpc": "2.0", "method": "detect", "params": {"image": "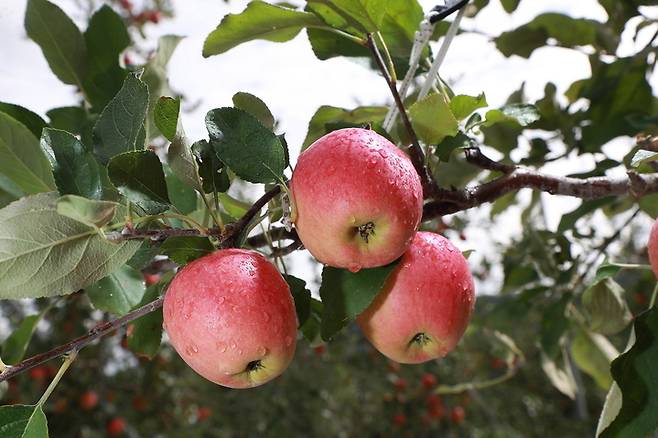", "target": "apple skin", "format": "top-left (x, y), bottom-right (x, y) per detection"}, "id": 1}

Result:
top-left (650, 218), bottom-right (658, 278)
top-left (357, 232), bottom-right (475, 364)
top-left (291, 128), bottom-right (423, 272)
top-left (163, 249), bottom-right (297, 389)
